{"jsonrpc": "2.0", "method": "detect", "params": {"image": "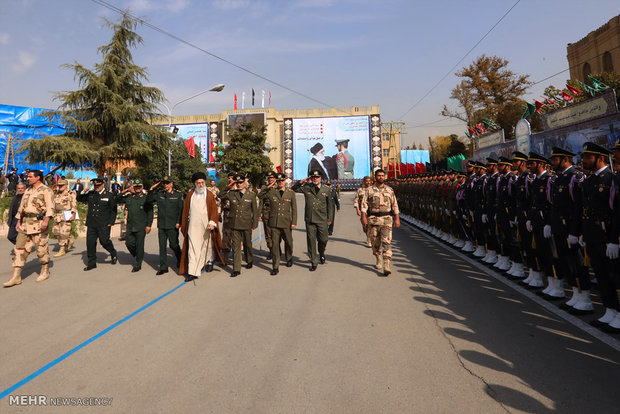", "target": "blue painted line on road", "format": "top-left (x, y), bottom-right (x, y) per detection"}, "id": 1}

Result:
top-left (0, 281), bottom-right (187, 400)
